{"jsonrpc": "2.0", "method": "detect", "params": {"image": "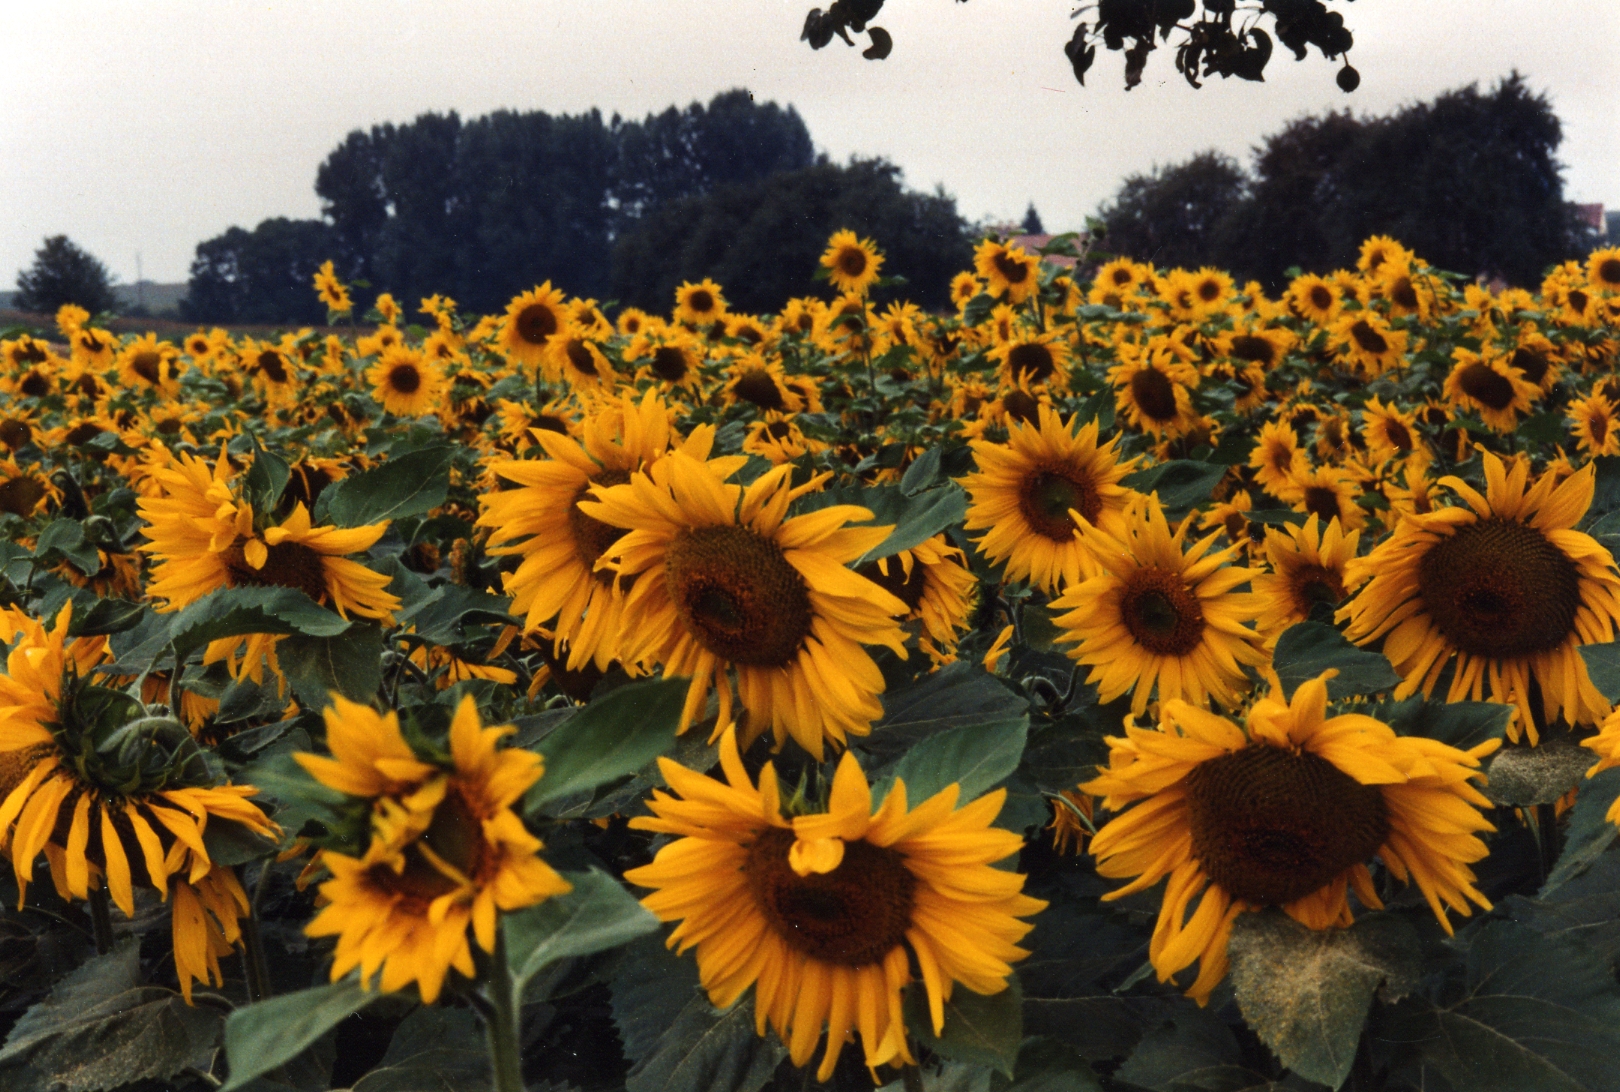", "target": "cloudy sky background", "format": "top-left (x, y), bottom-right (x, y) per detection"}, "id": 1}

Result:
top-left (4, 0), bottom-right (1616, 286)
